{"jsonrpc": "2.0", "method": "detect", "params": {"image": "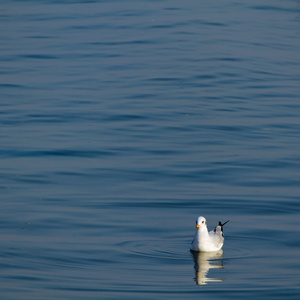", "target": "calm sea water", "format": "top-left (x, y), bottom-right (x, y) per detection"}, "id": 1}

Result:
top-left (1, 0), bottom-right (300, 299)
